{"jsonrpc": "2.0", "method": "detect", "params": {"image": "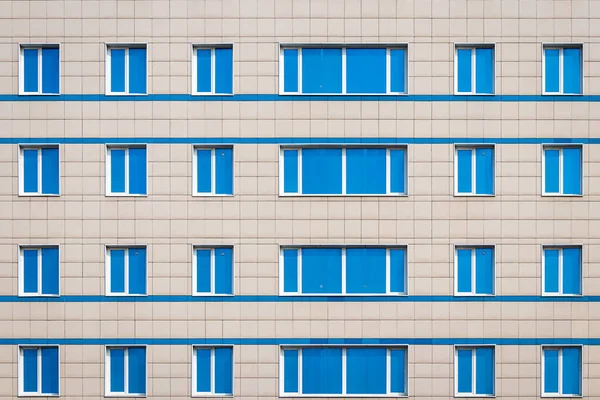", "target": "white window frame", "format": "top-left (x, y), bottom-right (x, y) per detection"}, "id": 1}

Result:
top-left (105, 346), bottom-right (147, 397)
top-left (18, 245), bottom-right (60, 297)
top-left (191, 146), bottom-right (235, 197)
top-left (453, 44), bottom-right (496, 95)
top-left (542, 44), bottom-right (584, 95)
top-left (541, 245), bottom-right (583, 297)
top-left (279, 345), bottom-right (408, 398)
top-left (192, 246), bottom-right (235, 296)
top-left (19, 44), bottom-right (61, 95)
top-left (279, 246), bottom-right (408, 296)
top-left (278, 44), bottom-right (408, 95)
top-left (191, 346), bottom-right (235, 397)
top-left (541, 145), bottom-right (584, 196)
top-left (453, 246), bottom-right (496, 297)
top-left (454, 346), bottom-right (496, 398)
top-left (191, 44), bottom-right (235, 95)
top-left (541, 345), bottom-right (583, 398)
top-left (278, 146), bottom-right (408, 196)
top-left (18, 345), bottom-right (60, 397)
top-left (18, 145), bottom-right (61, 196)
top-left (105, 44), bottom-right (148, 96)
top-left (453, 144), bottom-right (496, 197)
top-left (105, 246), bottom-right (147, 297)
top-left (105, 145), bottom-right (148, 197)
